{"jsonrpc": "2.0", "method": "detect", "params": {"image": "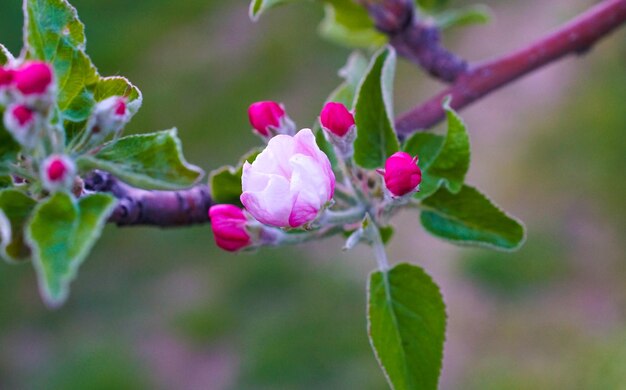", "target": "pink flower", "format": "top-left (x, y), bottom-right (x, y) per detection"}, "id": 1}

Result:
top-left (320, 102), bottom-right (355, 137)
top-left (86, 96), bottom-right (130, 142)
top-left (209, 204), bottom-right (251, 252)
top-left (0, 66), bottom-right (13, 88)
top-left (380, 152), bottom-right (422, 197)
top-left (13, 62), bottom-right (53, 95)
top-left (41, 155), bottom-right (76, 192)
top-left (248, 101), bottom-right (293, 137)
top-left (241, 128), bottom-right (335, 228)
